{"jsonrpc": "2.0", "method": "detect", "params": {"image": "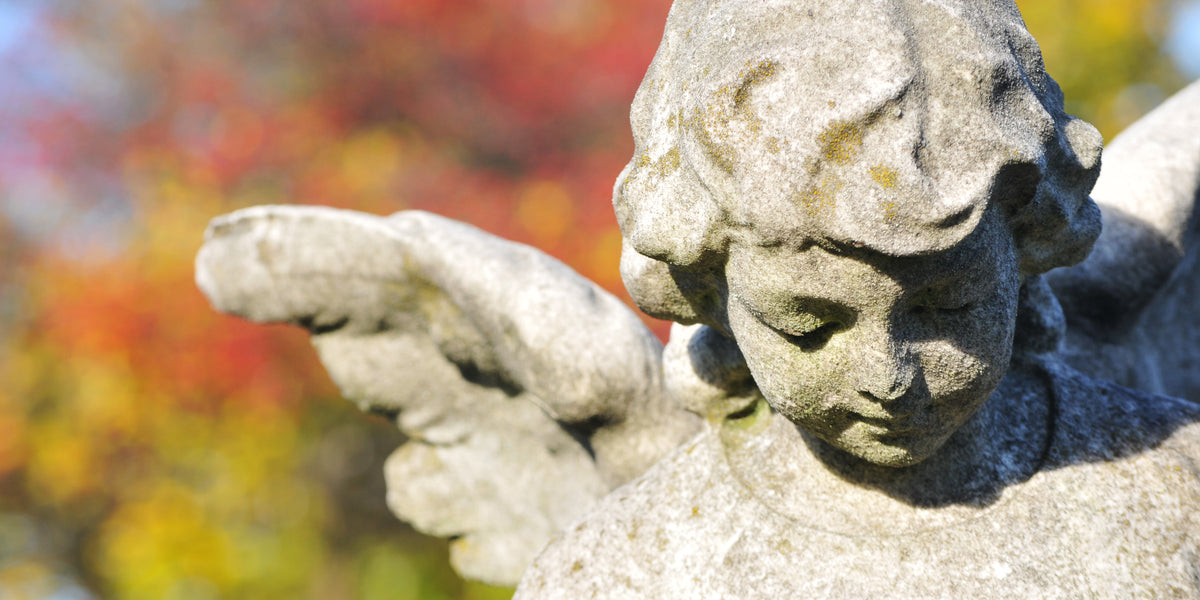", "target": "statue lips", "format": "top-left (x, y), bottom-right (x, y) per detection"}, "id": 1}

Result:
top-left (857, 417), bottom-right (933, 442)
top-left (846, 390), bottom-right (932, 433)
top-left (853, 413), bottom-right (924, 440)
top-left (846, 396), bottom-right (973, 458)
